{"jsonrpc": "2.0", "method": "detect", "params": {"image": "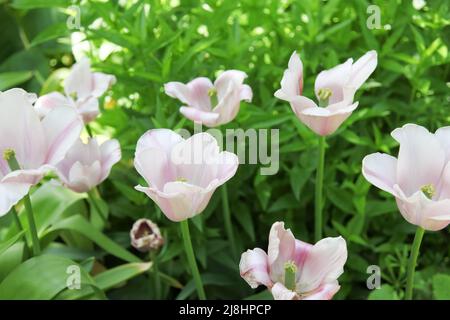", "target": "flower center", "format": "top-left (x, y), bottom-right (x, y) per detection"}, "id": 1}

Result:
top-left (317, 88), bottom-right (332, 107)
top-left (3, 148), bottom-right (20, 171)
top-left (284, 261), bottom-right (297, 292)
top-left (421, 184), bottom-right (435, 199)
top-left (176, 177), bottom-right (188, 183)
